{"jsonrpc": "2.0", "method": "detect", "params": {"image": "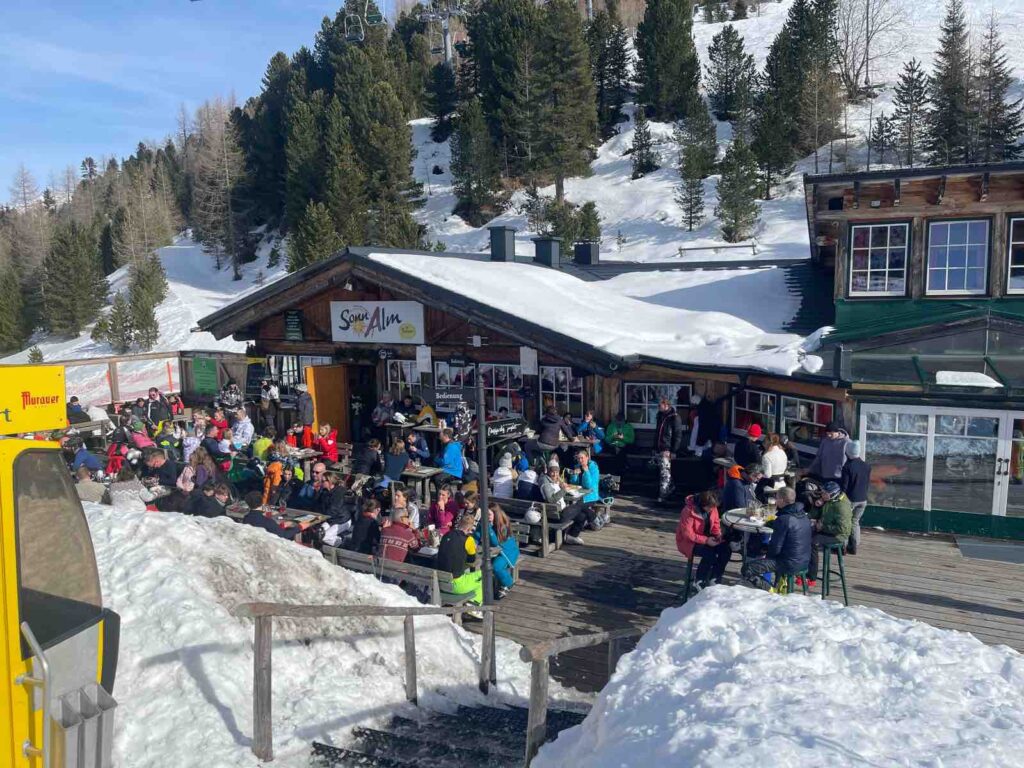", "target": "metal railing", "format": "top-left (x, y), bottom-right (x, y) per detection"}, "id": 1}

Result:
top-left (519, 628), bottom-right (643, 766)
top-left (231, 602), bottom-right (498, 762)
